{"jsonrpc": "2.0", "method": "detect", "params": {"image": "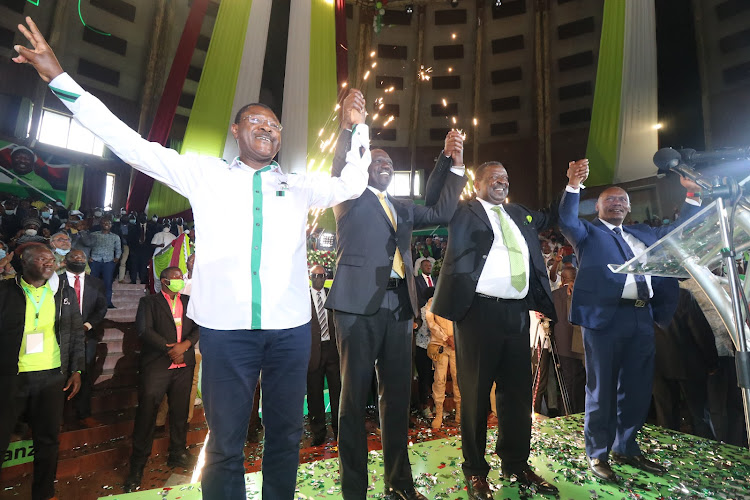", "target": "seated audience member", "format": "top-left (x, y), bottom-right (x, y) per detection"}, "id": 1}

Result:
top-left (425, 290), bottom-right (461, 429)
top-left (0, 243), bottom-right (84, 500)
top-left (125, 267), bottom-right (199, 492)
top-left (12, 216), bottom-right (47, 248)
top-left (65, 250), bottom-right (108, 426)
top-left (653, 287), bottom-right (717, 438)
